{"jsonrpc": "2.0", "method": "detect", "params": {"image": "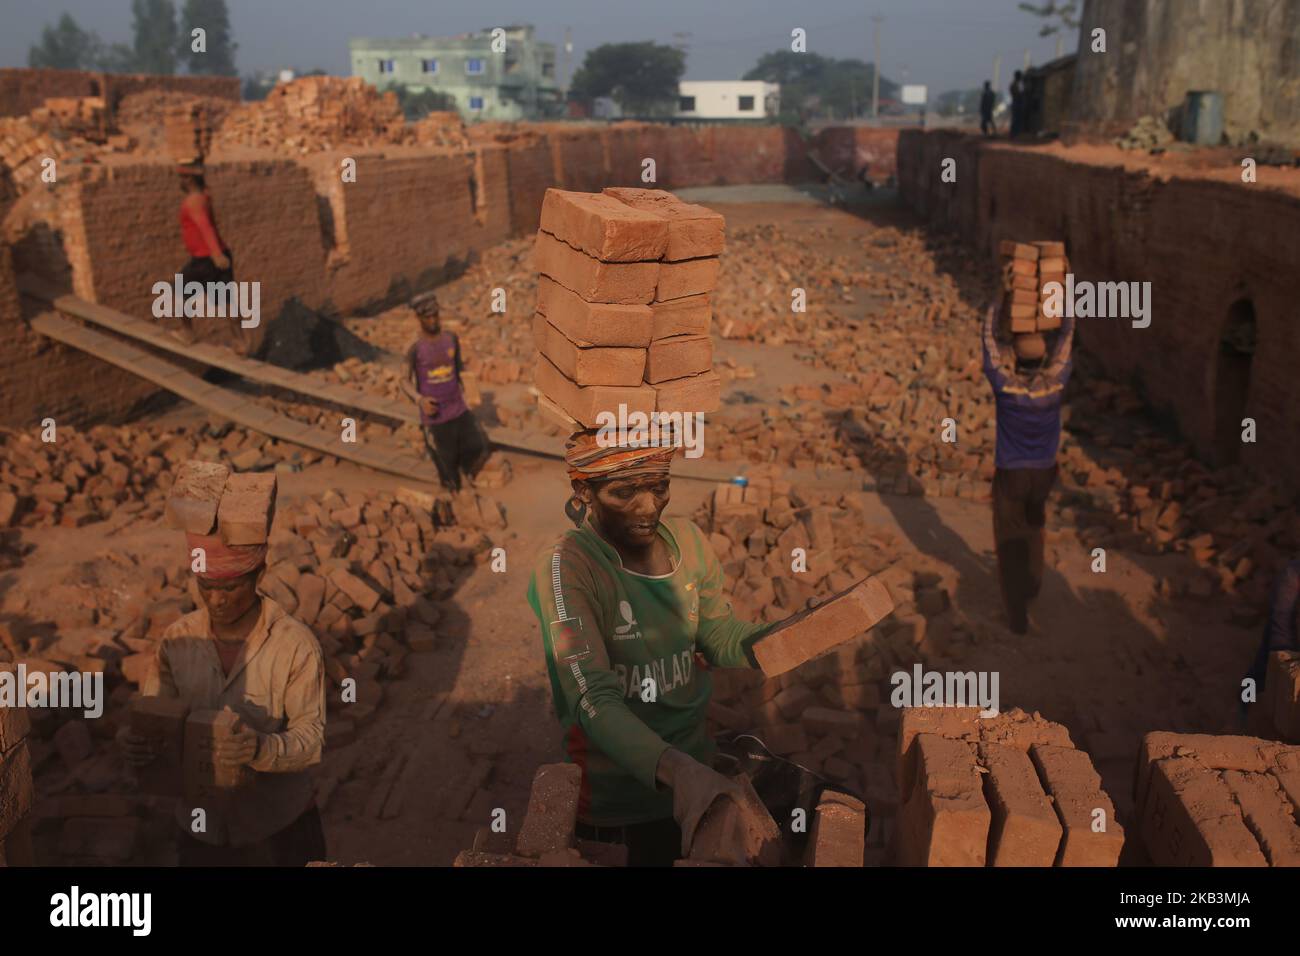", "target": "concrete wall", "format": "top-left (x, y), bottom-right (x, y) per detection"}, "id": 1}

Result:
top-left (1072, 0), bottom-right (1300, 142)
top-left (898, 128), bottom-right (1300, 488)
